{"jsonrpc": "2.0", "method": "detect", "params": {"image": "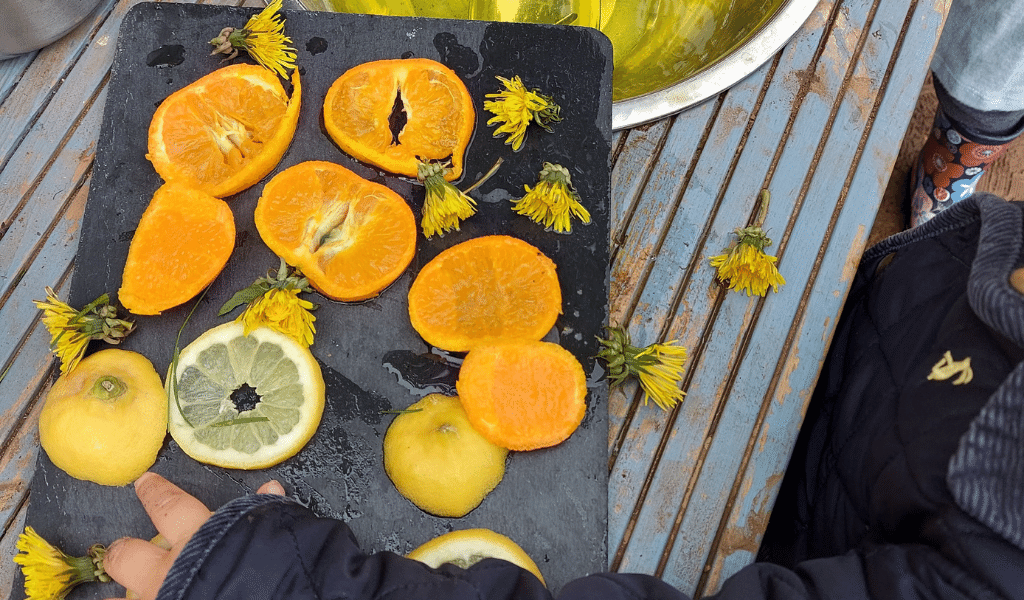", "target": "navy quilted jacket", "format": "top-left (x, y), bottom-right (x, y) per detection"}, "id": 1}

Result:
top-left (154, 194), bottom-right (1024, 600)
